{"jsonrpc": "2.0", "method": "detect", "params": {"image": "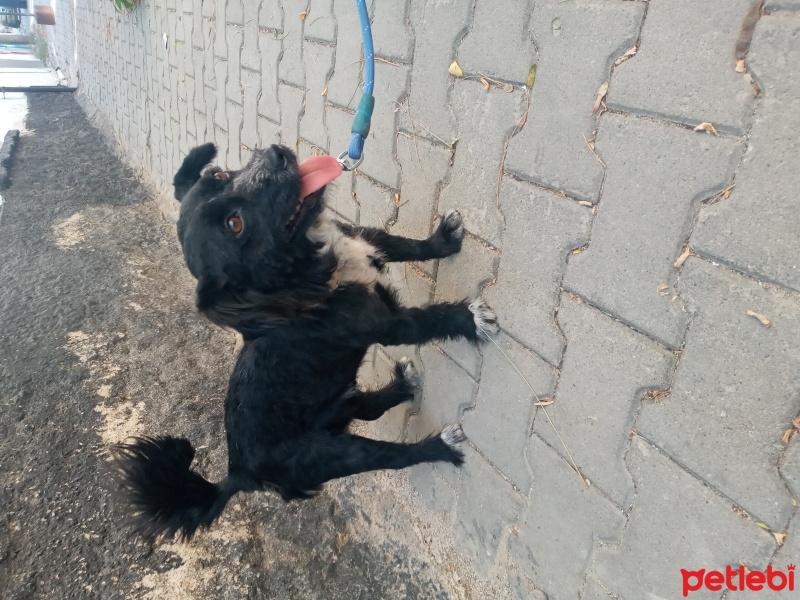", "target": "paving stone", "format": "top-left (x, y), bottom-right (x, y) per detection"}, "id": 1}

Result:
top-left (505, 0), bottom-right (644, 202)
top-left (507, 571), bottom-right (548, 600)
top-left (595, 436), bottom-right (776, 599)
top-left (226, 0), bottom-right (243, 25)
top-left (305, 0), bottom-right (336, 43)
top-left (299, 42), bottom-right (335, 149)
top-left (581, 575), bottom-right (615, 600)
top-left (225, 26), bottom-right (244, 104)
top-left (356, 61), bottom-right (409, 190)
top-left (278, 83), bottom-right (306, 150)
top-left (214, 59), bottom-right (228, 130)
top-left (768, 516), bottom-right (800, 599)
top-left (258, 115), bottom-right (281, 148)
top-left (225, 101), bottom-right (243, 167)
top-left (462, 332), bottom-right (555, 492)
top-left (360, 348), bottom-right (412, 443)
top-left (405, 346), bottom-right (477, 443)
top-left (435, 339), bottom-right (481, 382)
top-left (214, 0), bottom-right (228, 58)
top-left (455, 446), bottom-right (525, 577)
top-left (563, 113), bottom-right (740, 349)
top-left (508, 435), bottom-right (625, 598)
top-left (259, 0), bottom-right (284, 30)
top-left (241, 69), bottom-right (261, 151)
top-left (435, 235), bottom-right (498, 303)
top-left (327, 0), bottom-right (363, 109)
top-left (438, 82), bottom-right (526, 248)
top-left (692, 16), bottom-right (800, 293)
top-left (485, 178), bottom-right (592, 365)
top-left (408, 462), bottom-right (456, 513)
top-left (279, 0), bottom-right (308, 88)
top-left (609, 0), bottom-right (755, 135)
top-left (258, 31), bottom-right (283, 123)
top-left (191, 8), bottom-right (204, 48)
top-left (400, 0), bottom-right (472, 144)
top-left (456, 0), bottom-right (536, 84)
top-left (354, 175), bottom-right (397, 230)
top-left (766, 0), bottom-right (800, 8)
top-left (385, 262), bottom-right (433, 309)
top-left (535, 298), bottom-right (674, 508)
top-left (638, 258), bottom-right (800, 530)
top-left (781, 437), bottom-right (800, 501)
top-left (371, 0), bottom-right (413, 62)
top-left (392, 134), bottom-right (451, 241)
top-left (240, 13), bottom-right (260, 72)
